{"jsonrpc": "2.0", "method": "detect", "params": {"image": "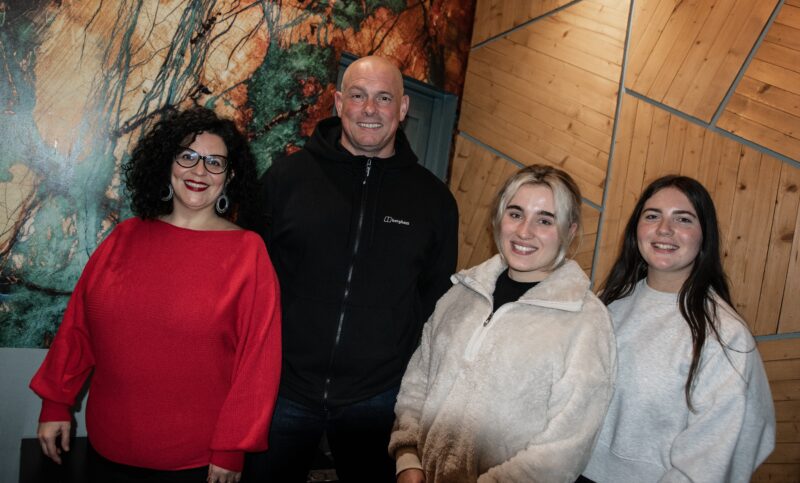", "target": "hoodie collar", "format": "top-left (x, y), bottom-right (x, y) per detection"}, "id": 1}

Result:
top-left (452, 254), bottom-right (590, 312)
top-left (305, 116), bottom-right (417, 169)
